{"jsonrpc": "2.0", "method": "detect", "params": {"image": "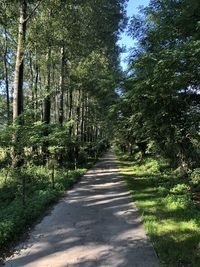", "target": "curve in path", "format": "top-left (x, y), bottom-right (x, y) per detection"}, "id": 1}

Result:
top-left (4, 151), bottom-right (159, 267)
